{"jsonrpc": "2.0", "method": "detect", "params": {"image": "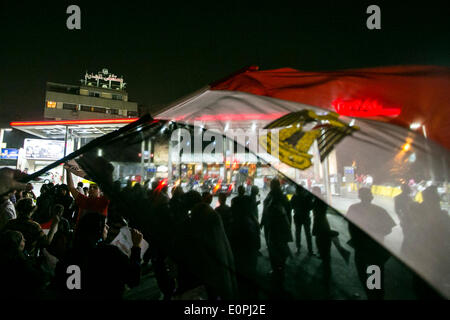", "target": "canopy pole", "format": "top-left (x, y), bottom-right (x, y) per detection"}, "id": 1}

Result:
top-left (62, 125), bottom-right (68, 183)
top-left (140, 140), bottom-right (145, 182)
top-left (168, 134), bottom-right (173, 183)
top-left (323, 156), bottom-right (332, 205)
